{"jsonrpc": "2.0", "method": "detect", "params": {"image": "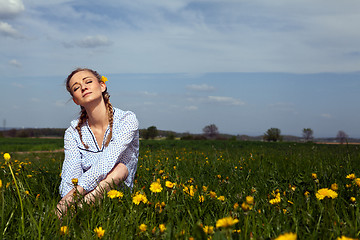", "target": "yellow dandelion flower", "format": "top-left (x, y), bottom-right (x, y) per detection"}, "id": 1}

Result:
top-left (316, 188), bottom-right (338, 200)
top-left (139, 224), bottom-right (147, 232)
top-left (304, 191), bottom-right (310, 197)
top-left (60, 226), bottom-right (69, 235)
top-left (94, 227), bottom-right (105, 239)
top-left (165, 181), bottom-right (174, 188)
top-left (199, 195), bottom-right (205, 203)
top-left (0, 179), bottom-right (2, 189)
top-left (26, 175), bottom-right (32, 178)
top-left (107, 190), bottom-right (124, 199)
top-left (150, 181), bottom-right (163, 193)
top-left (202, 186), bottom-right (208, 192)
top-left (246, 196), bottom-right (254, 205)
top-left (71, 178), bottom-right (78, 186)
top-left (218, 196), bottom-right (225, 201)
top-left (203, 226), bottom-right (214, 235)
top-left (241, 202), bottom-right (250, 212)
top-left (337, 236), bottom-right (359, 240)
top-left (274, 232), bottom-right (297, 240)
top-left (132, 192), bottom-right (148, 205)
top-left (3, 153), bottom-right (11, 163)
top-left (311, 173), bottom-right (317, 179)
top-left (233, 202), bottom-right (239, 210)
top-left (216, 216), bottom-right (239, 228)
top-left (355, 178), bottom-right (360, 187)
top-left (346, 173), bottom-right (356, 180)
top-left (331, 183), bottom-right (338, 191)
top-left (350, 197), bottom-right (356, 203)
top-left (209, 191), bottom-right (217, 199)
top-left (159, 224), bottom-right (166, 233)
top-left (270, 193), bottom-right (281, 204)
